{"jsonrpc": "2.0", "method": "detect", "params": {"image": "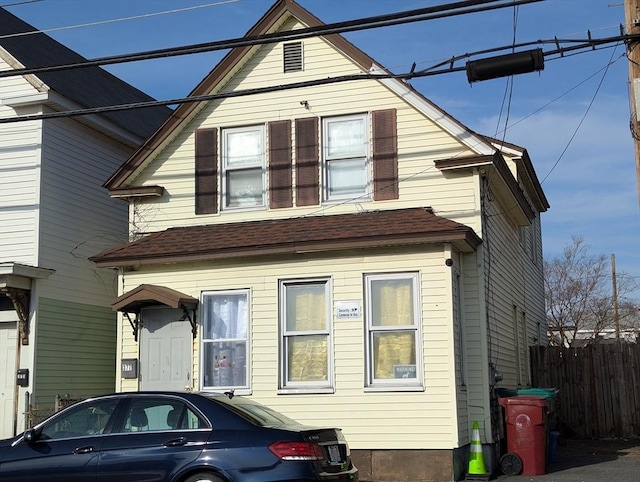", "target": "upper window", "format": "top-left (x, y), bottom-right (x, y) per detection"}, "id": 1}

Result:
top-left (365, 273), bottom-right (422, 388)
top-left (283, 42), bottom-right (303, 73)
top-left (280, 279), bottom-right (332, 391)
top-left (201, 290), bottom-right (250, 391)
top-left (323, 114), bottom-right (369, 201)
top-left (222, 126), bottom-right (265, 209)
